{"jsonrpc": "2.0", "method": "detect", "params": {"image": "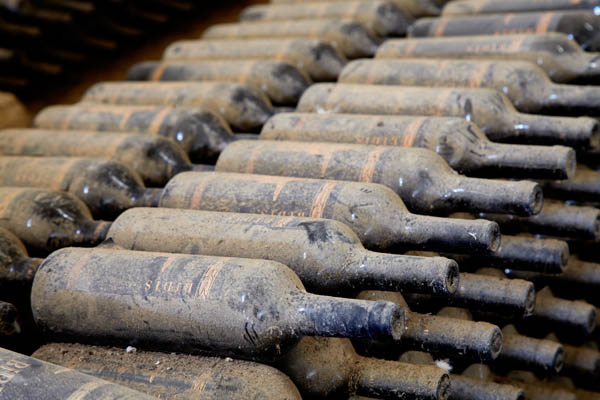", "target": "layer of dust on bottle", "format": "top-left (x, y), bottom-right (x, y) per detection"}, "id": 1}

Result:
top-left (162, 38), bottom-right (348, 82)
top-left (442, 0), bottom-right (600, 16)
top-left (32, 342), bottom-right (302, 400)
